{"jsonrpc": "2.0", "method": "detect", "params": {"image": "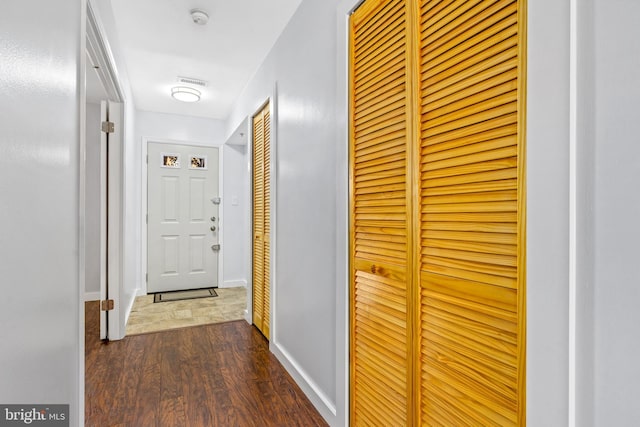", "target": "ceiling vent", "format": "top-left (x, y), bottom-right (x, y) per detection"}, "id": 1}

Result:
top-left (176, 76), bottom-right (208, 87)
